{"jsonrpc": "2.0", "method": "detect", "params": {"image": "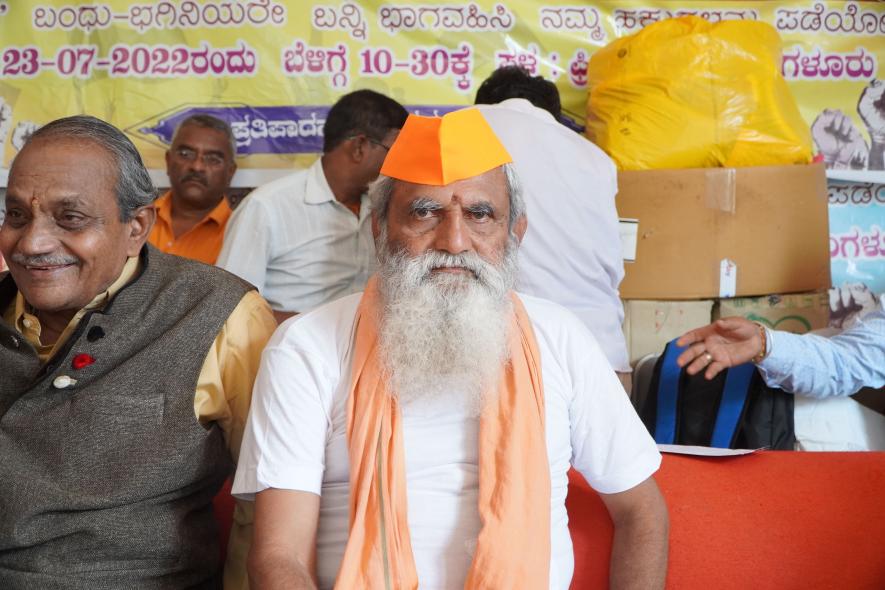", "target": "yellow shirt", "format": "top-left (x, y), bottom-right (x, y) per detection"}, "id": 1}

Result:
top-left (2, 255), bottom-right (276, 590)
top-left (148, 190), bottom-right (233, 265)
